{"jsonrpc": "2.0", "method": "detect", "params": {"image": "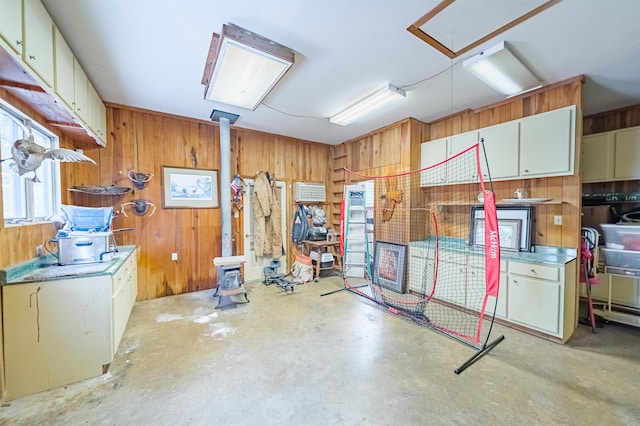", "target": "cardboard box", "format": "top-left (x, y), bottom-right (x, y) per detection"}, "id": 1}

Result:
top-left (582, 205), bottom-right (613, 244)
